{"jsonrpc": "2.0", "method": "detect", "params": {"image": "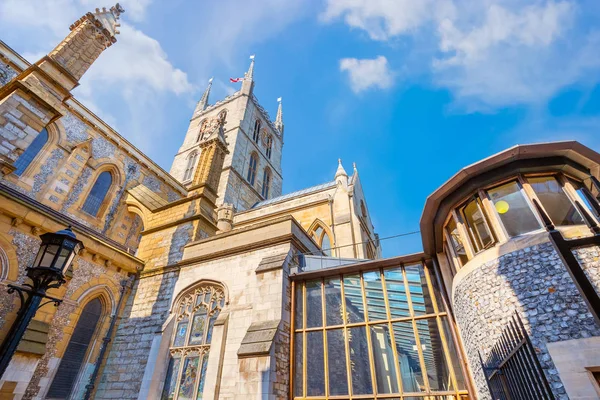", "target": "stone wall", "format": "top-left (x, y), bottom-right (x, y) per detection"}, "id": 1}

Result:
top-left (95, 270), bottom-right (179, 399)
top-left (0, 62), bottom-right (17, 87)
top-left (453, 242), bottom-right (600, 400)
